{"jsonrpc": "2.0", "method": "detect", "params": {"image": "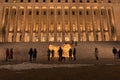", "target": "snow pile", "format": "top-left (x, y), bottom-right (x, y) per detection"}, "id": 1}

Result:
top-left (0, 62), bottom-right (94, 70)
